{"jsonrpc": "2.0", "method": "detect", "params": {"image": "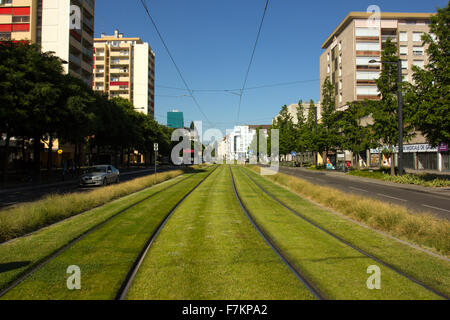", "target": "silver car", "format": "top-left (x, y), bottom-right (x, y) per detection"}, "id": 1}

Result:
top-left (80, 165), bottom-right (120, 187)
